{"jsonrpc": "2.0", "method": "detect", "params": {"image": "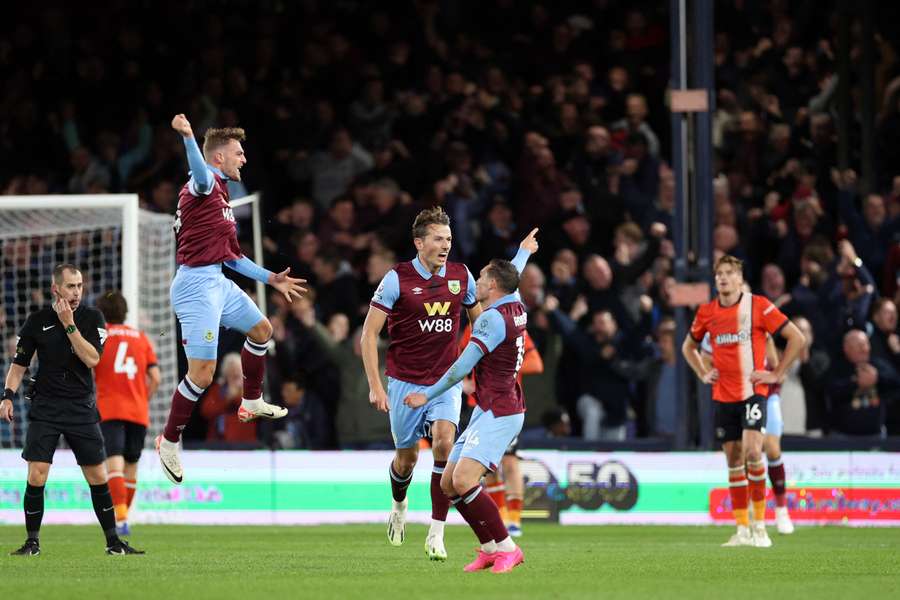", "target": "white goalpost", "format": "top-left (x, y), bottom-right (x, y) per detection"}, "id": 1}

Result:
top-left (0, 192), bottom-right (265, 448)
top-left (0, 195), bottom-right (176, 447)
top-left (231, 192), bottom-right (266, 317)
